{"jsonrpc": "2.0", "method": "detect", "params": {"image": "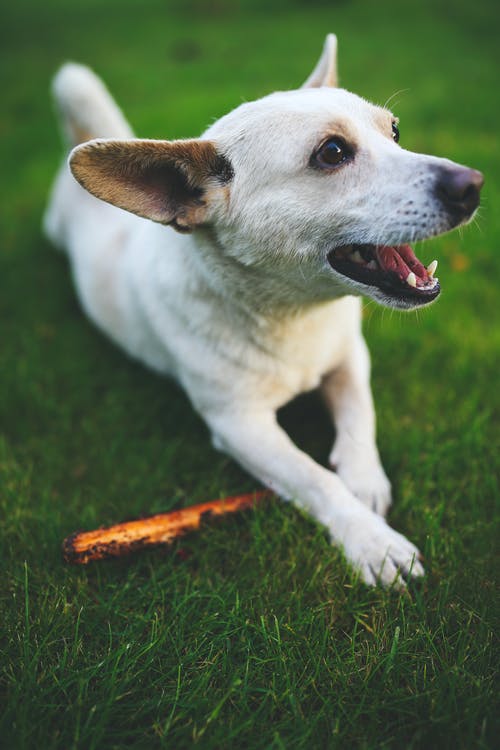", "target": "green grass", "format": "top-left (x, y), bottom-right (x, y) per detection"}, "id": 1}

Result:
top-left (0, 0), bottom-right (499, 747)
